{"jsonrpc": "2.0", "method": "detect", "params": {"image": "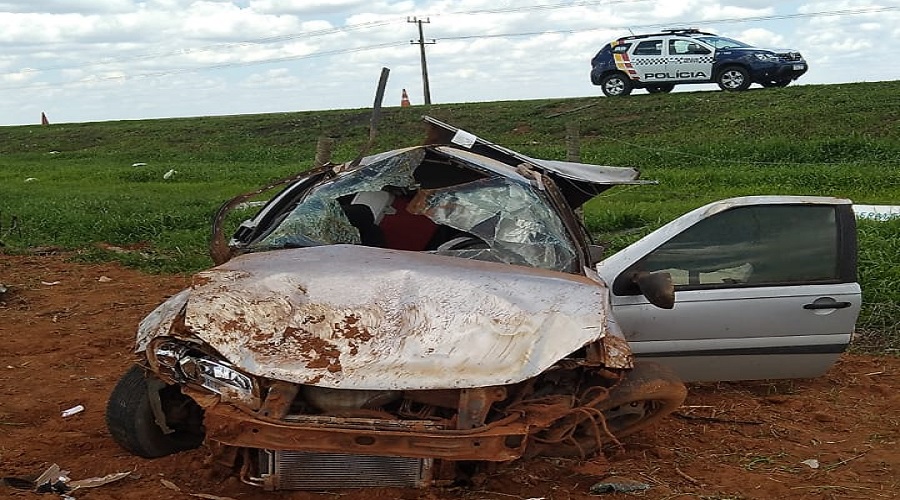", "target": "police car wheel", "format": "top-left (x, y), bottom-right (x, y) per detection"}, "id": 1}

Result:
top-left (647, 84), bottom-right (675, 94)
top-left (600, 73), bottom-right (632, 97)
top-left (717, 66), bottom-right (751, 91)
